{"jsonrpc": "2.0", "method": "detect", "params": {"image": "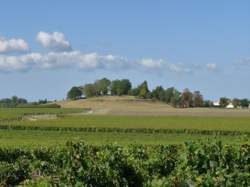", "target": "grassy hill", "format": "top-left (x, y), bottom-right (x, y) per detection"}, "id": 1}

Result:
top-left (57, 96), bottom-right (250, 116)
